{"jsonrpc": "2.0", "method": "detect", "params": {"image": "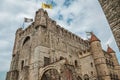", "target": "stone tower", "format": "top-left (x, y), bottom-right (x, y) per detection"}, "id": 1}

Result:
top-left (107, 46), bottom-right (119, 66)
top-left (98, 0), bottom-right (120, 50)
top-left (107, 46), bottom-right (120, 79)
top-left (90, 33), bottom-right (111, 80)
